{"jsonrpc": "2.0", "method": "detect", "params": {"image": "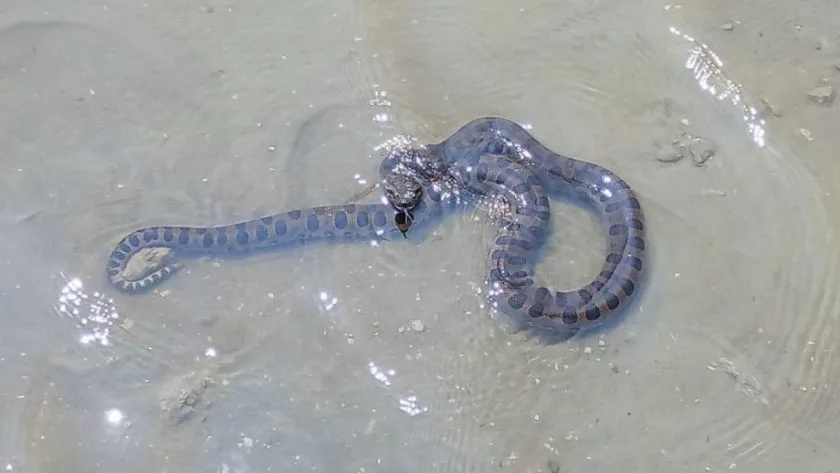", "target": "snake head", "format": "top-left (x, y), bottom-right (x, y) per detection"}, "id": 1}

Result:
top-left (383, 173), bottom-right (423, 212)
top-left (383, 173), bottom-right (423, 236)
